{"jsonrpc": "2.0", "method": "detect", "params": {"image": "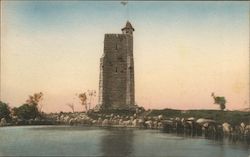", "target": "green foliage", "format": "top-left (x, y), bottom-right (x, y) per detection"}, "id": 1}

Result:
top-left (0, 101), bottom-right (11, 121)
top-left (26, 92), bottom-right (44, 111)
top-left (13, 104), bottom-right (40, 120)
top-left (149, 109), bottom-right (182, 117)
top-left (148, 109), bottom-right (250, 125)
top-left (213, 96), bottom-right (226, 110)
